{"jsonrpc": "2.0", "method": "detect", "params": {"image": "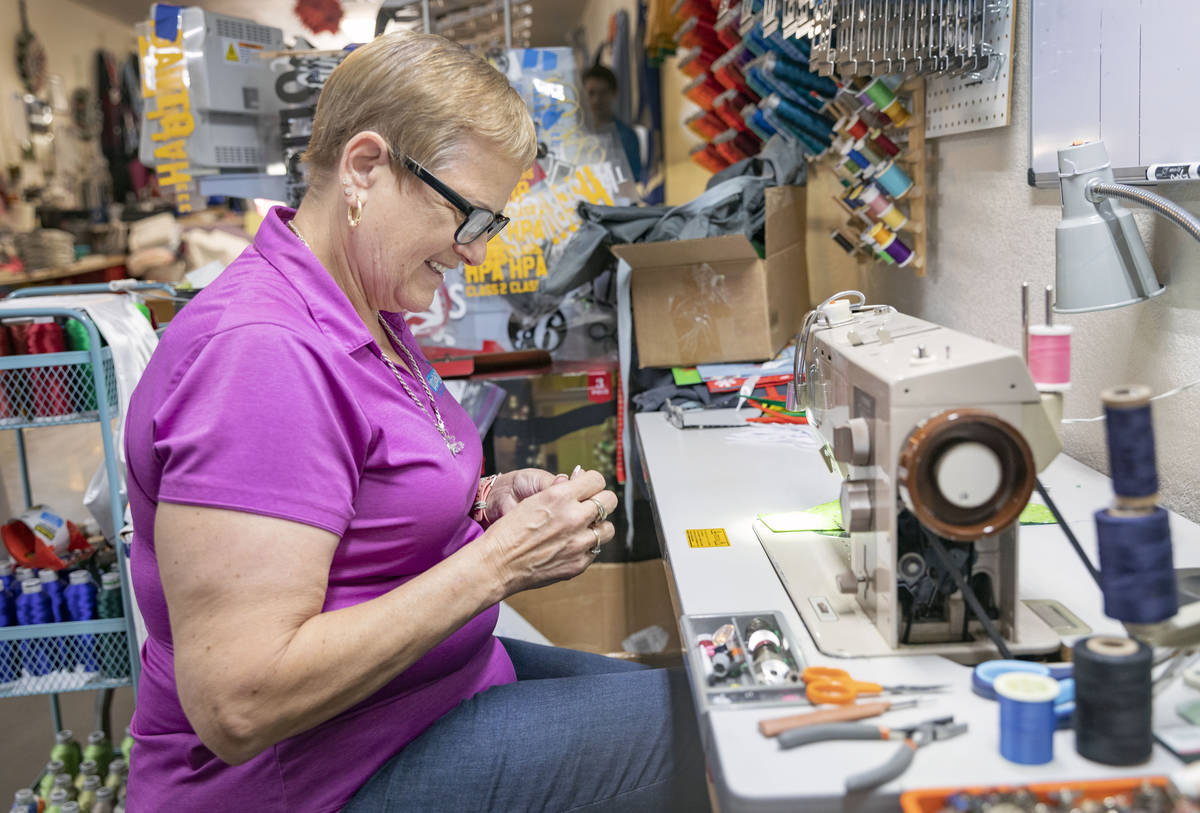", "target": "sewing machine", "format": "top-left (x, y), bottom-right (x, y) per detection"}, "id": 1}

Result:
top-left (755, 296), bottom-right (1065, 660)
